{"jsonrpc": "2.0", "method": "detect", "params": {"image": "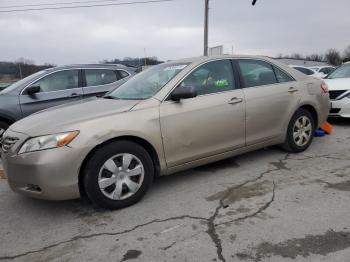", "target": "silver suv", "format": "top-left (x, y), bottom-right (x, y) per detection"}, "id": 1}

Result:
top-left (0, 64), bottom-right (135, 134)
